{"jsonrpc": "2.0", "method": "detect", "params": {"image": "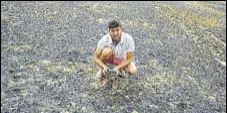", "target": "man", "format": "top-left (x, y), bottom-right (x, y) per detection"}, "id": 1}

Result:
top-left (93, 20), bottom-right (137, 85)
